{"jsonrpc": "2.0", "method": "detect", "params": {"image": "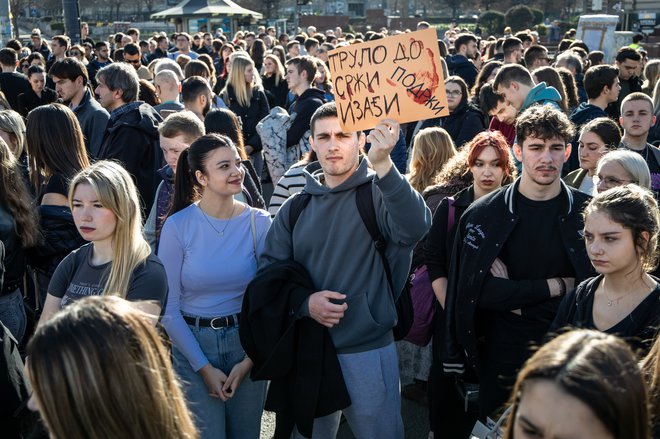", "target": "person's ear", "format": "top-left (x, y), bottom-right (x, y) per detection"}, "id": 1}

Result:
top-left (358, 131), bottom-right (366, 150)
top-left (195, 169), bottom-right (207, 186)
top-left (564, 143), bottom-right (572, 162)
top-left (513, 142), bottom-right (522, 162)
